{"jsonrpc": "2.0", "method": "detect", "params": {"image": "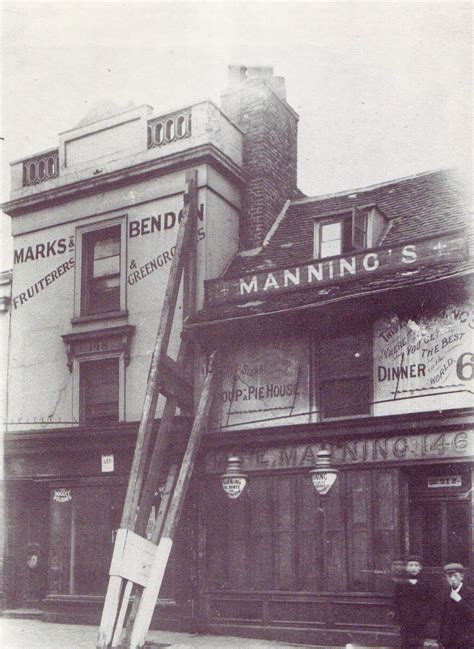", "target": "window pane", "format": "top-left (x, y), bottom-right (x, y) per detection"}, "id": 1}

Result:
top-left (321, 377), bottom-right (371, 418)
top-left (321, 222), bottom-right (341, 242)
top-left (82, 359), bottom-right (119, 423)
top-left (320, 239), bottom-right (341, 258)
top-left (93, 256), bottom-right (120, 278)
top-left (93, 237), bottom-right (120, 260)
top-left (82, 225), bottom-right (121, 316)
top-left (73, 487), bottom-right (112, 595)
top-left (320, 333), bottom-right (370, 378)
